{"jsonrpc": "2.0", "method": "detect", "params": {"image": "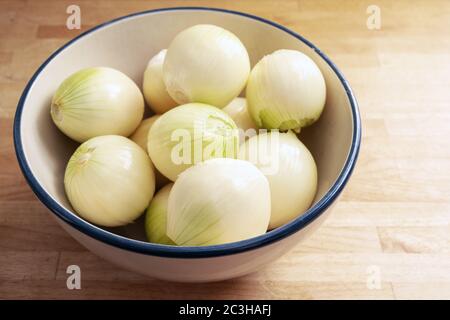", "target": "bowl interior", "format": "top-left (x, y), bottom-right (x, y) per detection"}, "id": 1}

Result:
top-left (18, 9), bottom-right (354, 242)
